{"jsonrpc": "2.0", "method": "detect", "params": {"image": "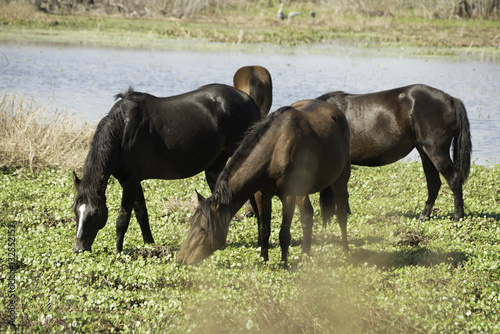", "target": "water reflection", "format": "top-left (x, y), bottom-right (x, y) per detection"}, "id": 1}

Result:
top-left (1, 43), bottom-right (499, 165)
